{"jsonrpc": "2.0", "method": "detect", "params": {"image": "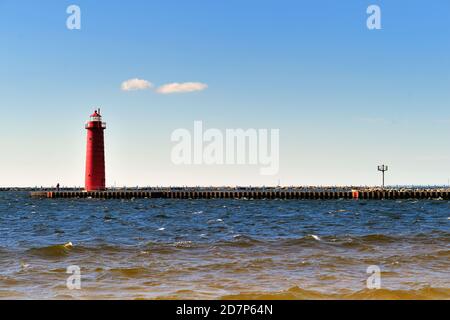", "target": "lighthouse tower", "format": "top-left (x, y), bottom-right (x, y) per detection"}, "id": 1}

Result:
top-left (85, 109), bottom-right (106, 191)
